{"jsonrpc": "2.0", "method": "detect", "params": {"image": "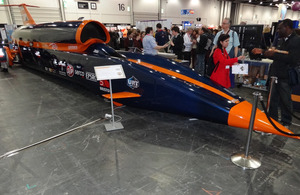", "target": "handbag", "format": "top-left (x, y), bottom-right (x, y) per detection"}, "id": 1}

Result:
top-left (288, 66), bottom-right (300, 86)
